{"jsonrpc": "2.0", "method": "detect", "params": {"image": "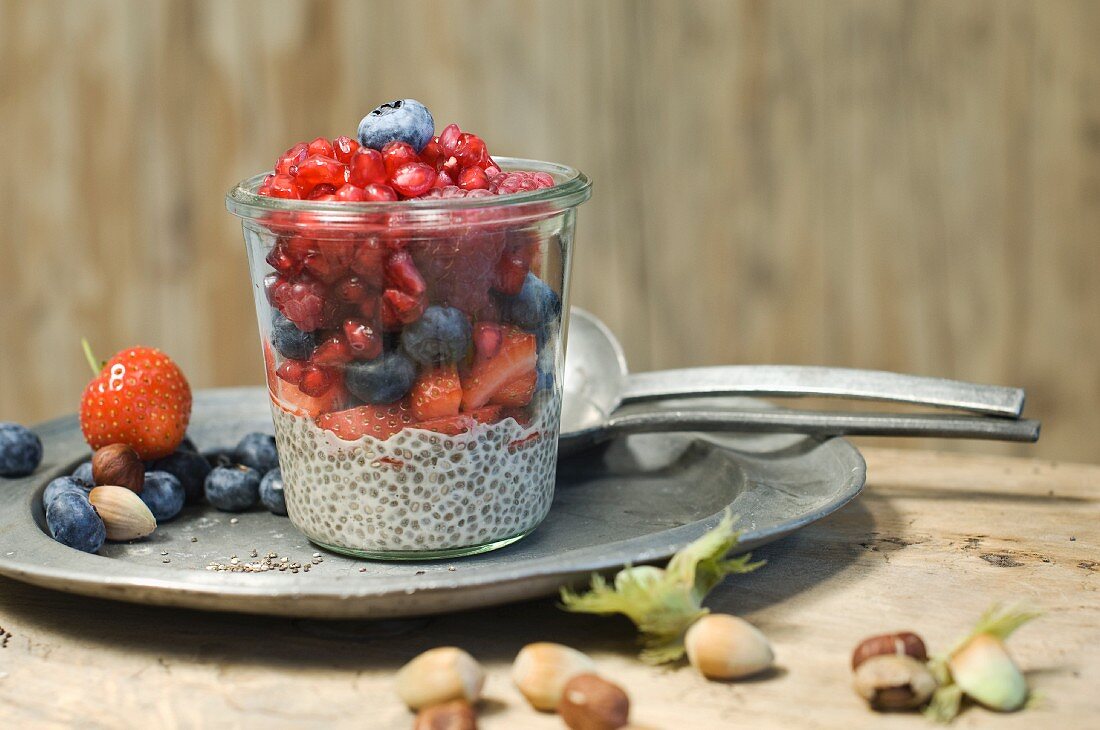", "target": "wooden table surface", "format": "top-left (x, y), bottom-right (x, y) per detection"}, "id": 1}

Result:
top-left (0, 447), bottom-right (1096, 729)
